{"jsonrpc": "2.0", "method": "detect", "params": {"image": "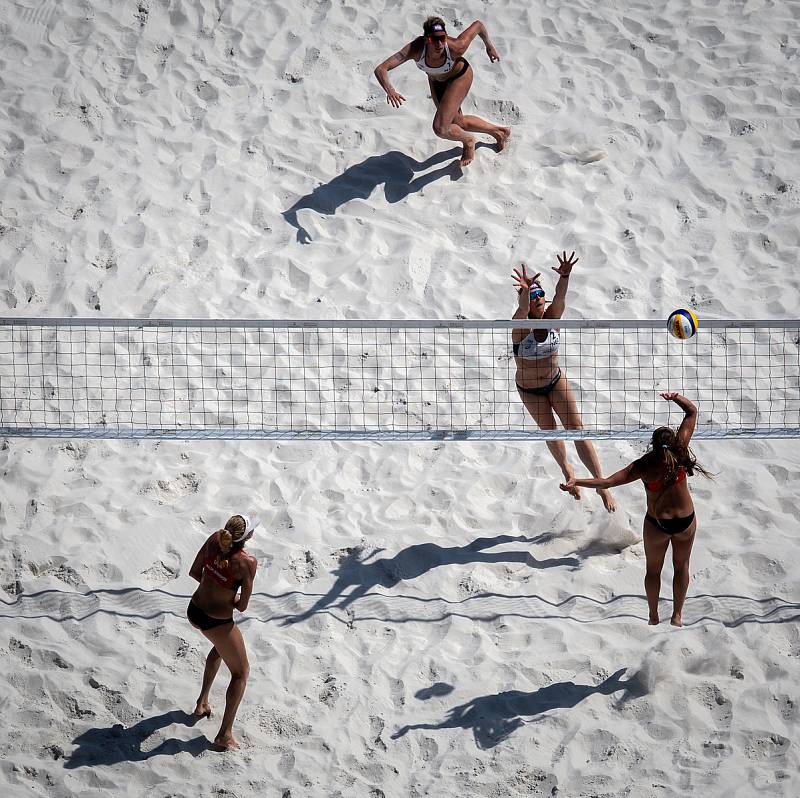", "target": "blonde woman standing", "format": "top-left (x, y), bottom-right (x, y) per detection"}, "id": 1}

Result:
top-left (187, 514), bottom-right (258, 750)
